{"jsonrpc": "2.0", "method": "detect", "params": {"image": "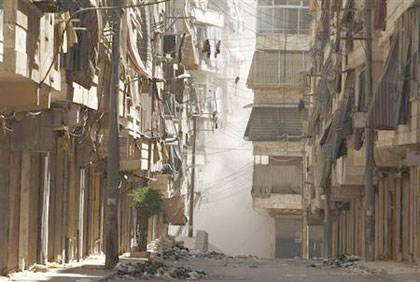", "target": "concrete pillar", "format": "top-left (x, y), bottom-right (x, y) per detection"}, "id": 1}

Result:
top-left (40, 154), bottom-right (50, 264)
top-left (18, 151), bottom-right (31, 270)
top-left (7, 151), bottom-right (20, 273)
top-left (302, 210), bottom-right (309, 259)
top-left (323, 194), bottom-right (332, 258)
top-left (0, 135), bottom-right (10, 275)
top-left (395, 177), bottom-right (402, 261)
top-left (402, 173), bottom-right (410, 260)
